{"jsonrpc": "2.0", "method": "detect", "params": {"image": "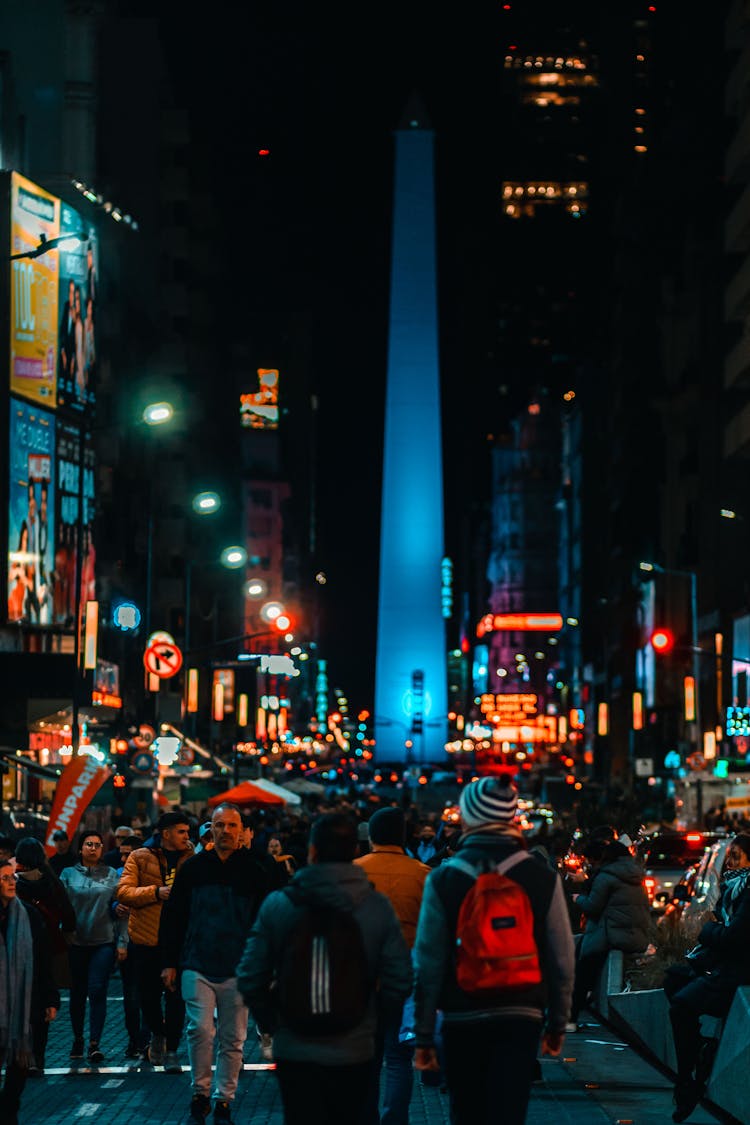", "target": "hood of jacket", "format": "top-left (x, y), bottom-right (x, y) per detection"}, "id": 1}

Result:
top-left (290, 862), bottom-right (373, 910)
top-left (598, 855), bottom-right (645, 887)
